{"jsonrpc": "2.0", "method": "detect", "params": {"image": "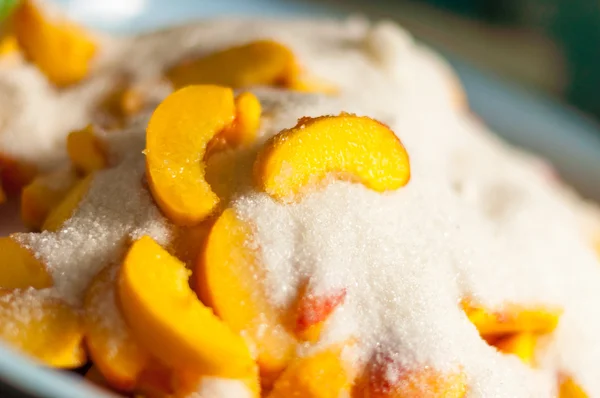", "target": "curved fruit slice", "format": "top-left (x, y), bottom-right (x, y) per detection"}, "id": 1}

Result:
top-left (268, 347), bottom-right (350, 398)
top-left (145, 85), bottom-right (235, 226)
top-left (205, 91), bottom-right (262, 159)
top-left (559, 377), bottom-right (588, 398)
top-left (42, 173), bottom-right (94, 232)
top-left (13, 0), bottom-right (96, 86)
top-left (361, 357), bottom-right (467, 398)
top-left (493, 332), bottom-right (536, 366)
top-left (0, 35), bottom-right (19, 57)
top-left (21, 167), bottom-right (78, 230)
top-left (67, 125), bottom-right (107, 175)
top-left (464, 302), bottom-right (562, 336)
top-left (134, 361), bottom-right (174, 398)
top-left (198, 208), bottom-right (296, 383)
top-left (254, 114), bottom-right (411, 202)
top-left (0, 289), bottom-right (86, 368)
top-left (118, 236), bottom-right (254, 377)
top-left (295, 287), bottom-right (346, 342)
top-left (84, 265), bottom-right (150, 391)
top-left (0, 237), bottom-right (52, 289)
top-left (167, 40), bottom-right (296, 90)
